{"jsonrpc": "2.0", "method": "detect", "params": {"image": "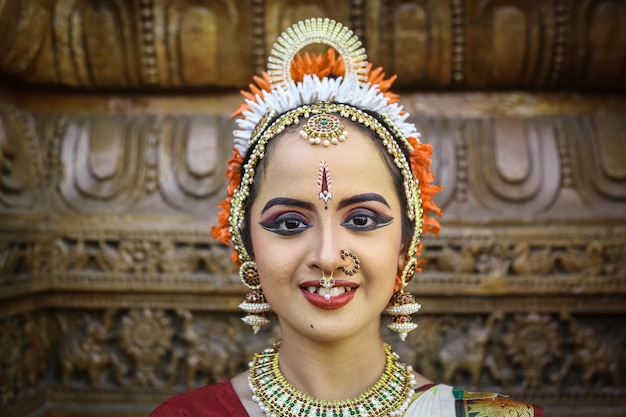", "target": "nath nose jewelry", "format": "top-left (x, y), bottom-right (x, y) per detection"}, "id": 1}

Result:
top-left (340, 249), bottom-right (360, 276)
top-left (320, 270), bottom-right (335, 290)
top-left (320, 271), bottom-right (335, 301)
